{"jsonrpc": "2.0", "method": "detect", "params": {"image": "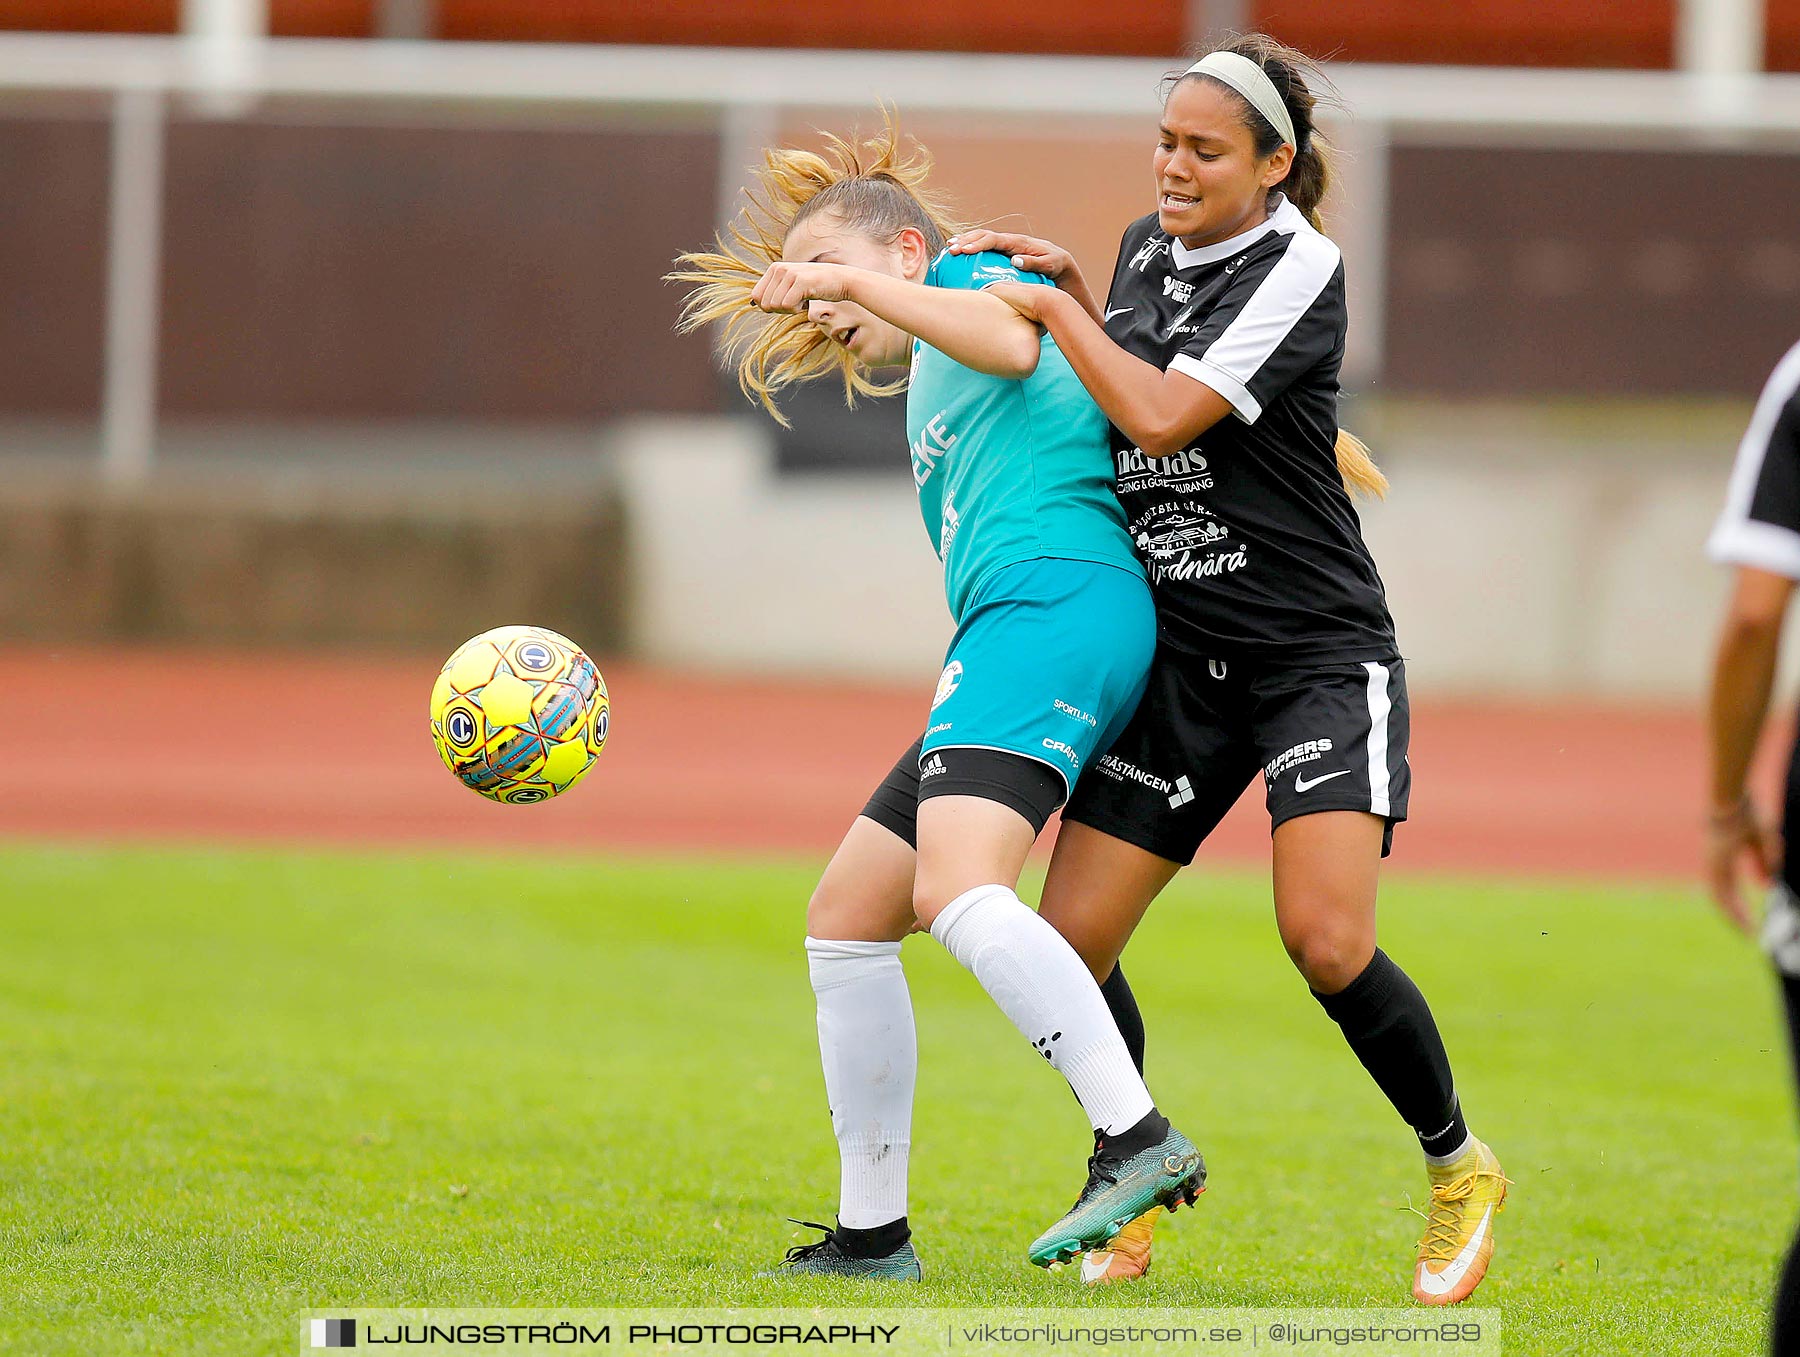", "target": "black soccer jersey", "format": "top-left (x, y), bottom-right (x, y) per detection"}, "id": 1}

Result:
top-left (1710, 341), bottom-right (1800, 580)
top-left (1101, 196), bottom-right (1397, 664)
